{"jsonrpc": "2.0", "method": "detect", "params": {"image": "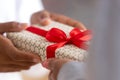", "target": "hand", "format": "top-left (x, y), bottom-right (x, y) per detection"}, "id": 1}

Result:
top-left (42, 58), bottom-right (71, 80)
top-left (31, 10), bottom-right (87, 30)
top-left (0, 22), bottom-right (41, 72)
